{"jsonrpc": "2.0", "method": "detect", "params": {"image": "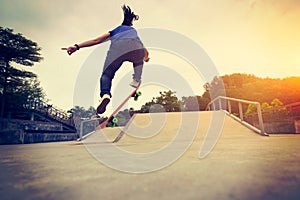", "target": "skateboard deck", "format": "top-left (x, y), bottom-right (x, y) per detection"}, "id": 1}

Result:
top-left (96, 86), bottom-right (141, 129)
